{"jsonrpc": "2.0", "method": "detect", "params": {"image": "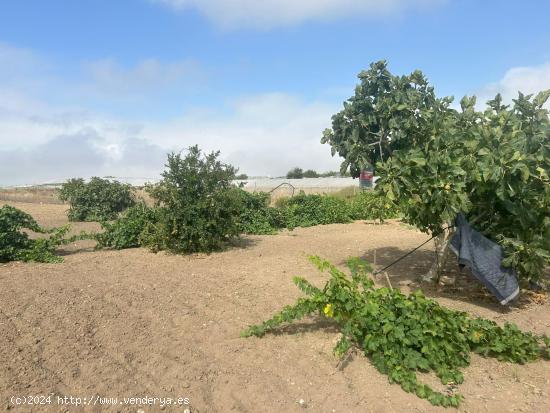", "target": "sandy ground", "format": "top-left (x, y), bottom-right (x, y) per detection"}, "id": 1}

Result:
top-left (1, 201), bottom-right (549, 413)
